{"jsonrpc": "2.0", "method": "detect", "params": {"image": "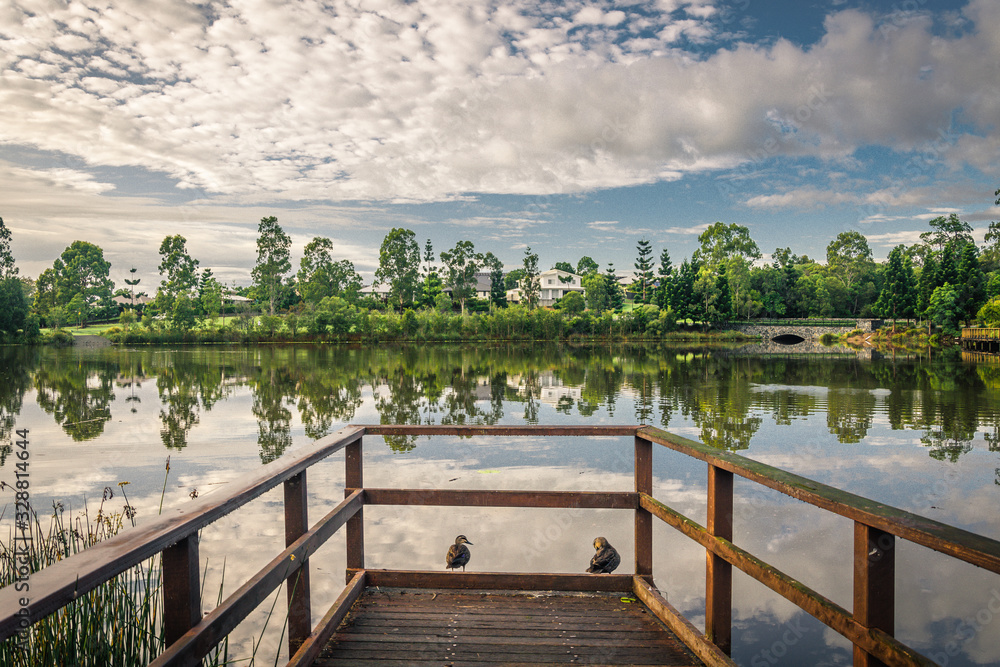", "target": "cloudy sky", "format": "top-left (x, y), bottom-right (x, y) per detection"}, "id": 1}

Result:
top-left (2, 0), bottom-right (999, 289)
